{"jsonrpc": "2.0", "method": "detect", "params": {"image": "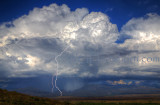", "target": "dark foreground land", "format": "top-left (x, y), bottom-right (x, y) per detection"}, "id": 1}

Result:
top-left (1, 89), bottom-right (160, 105)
